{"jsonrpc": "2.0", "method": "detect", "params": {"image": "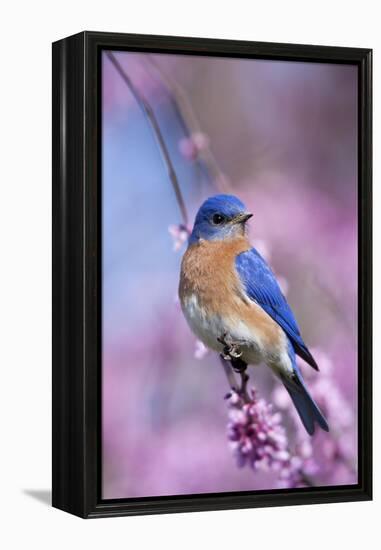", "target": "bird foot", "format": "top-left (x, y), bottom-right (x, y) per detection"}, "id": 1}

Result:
top-left (239, 371), bottom-right (249, 399)
top-left (217, 333), bottom-right (247, 373)
top-left (220, 354), bottom-right (250, 402)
